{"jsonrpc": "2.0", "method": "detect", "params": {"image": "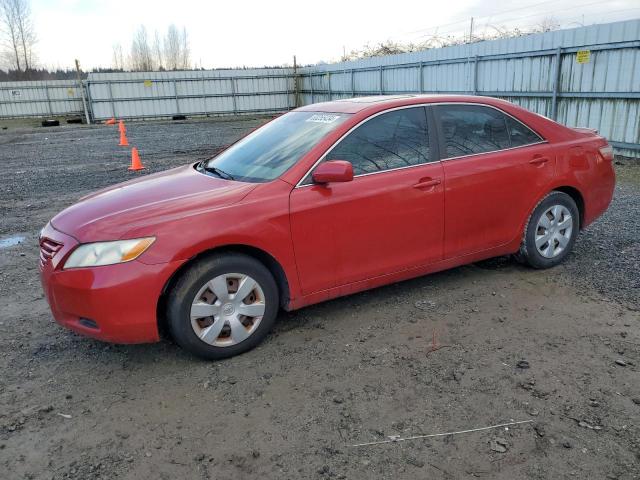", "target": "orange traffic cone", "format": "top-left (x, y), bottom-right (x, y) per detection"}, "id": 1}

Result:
top-left (119, 129), bottom-right (129, 146)
top-left (128, 147), bottom-right (144, 171)
top-left (105, 118), bottom-right (116, 125)
top-left (118, 120), bottom-right (126, 133)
